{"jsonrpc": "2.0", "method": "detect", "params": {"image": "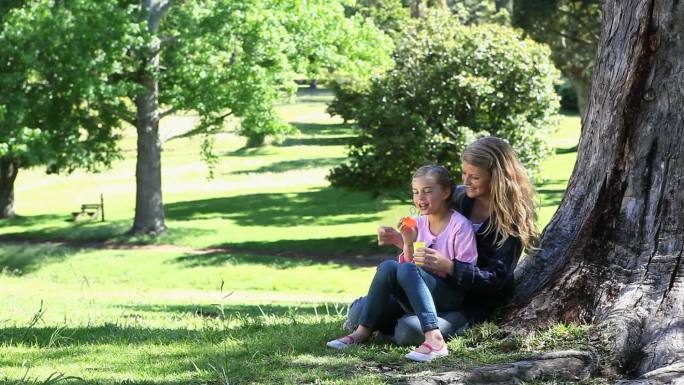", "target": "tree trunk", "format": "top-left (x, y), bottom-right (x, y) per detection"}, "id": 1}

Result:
top-left (131, 0), bottom-right (171, 235)
top-left (432, 0), bottom-right (448, 11)
top-left (0, 156), bottom-right (18, 219)
top-left (494, 0), bottom-right (513, 15)
top-left (410, 0), bottom-right (426, 18)
top-left (511, 0), bottom-right (684, 379)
